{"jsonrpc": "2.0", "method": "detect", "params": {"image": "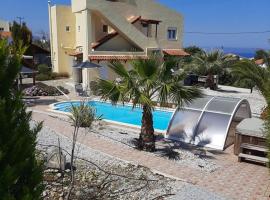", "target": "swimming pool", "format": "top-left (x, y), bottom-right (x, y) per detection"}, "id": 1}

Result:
top-left (53, 101), bottom-right (173, 131)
